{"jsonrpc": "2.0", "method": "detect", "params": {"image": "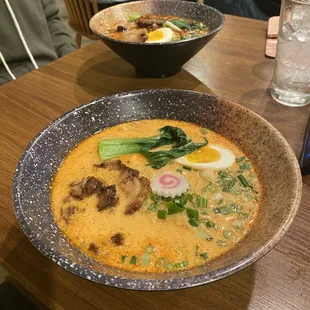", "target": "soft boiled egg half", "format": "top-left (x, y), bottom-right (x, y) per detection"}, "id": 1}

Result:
top-left (175, 145), bottom-right (236, 170)
top-left (145, 27), bottom-right (174, 43)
